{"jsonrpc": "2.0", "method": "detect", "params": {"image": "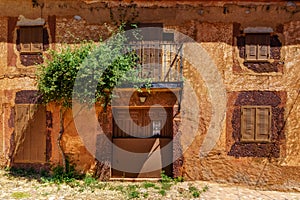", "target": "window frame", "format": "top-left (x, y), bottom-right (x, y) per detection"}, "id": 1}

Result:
top-left (19, 26), bottom-right (44, 54)
top-left (240, 105), bottom-right (272, 143)
top-left (245, 33), bottom-right (270, 62)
